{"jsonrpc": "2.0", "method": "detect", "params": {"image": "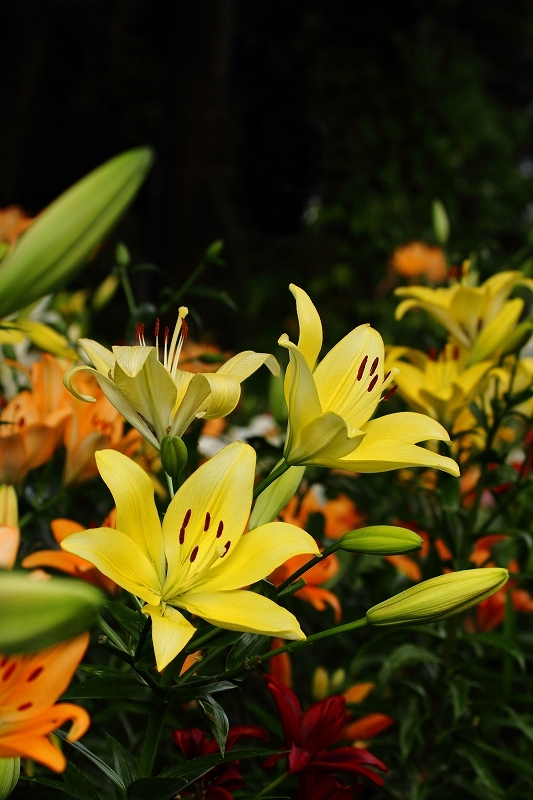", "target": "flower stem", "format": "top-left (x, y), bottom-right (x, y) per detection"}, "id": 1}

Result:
top-left (276, 542), bottom-right (341, 593)
top-left (260, 617), bottom-right (369, 664)
top-left (118, 266), bottom-right (137, 317)
top-left (136, 699), bottom-right (168, 778)
top-left (256, 770), bottom-right (289, 798)
top-left (253, 460), bottom-right (290, 499)
top-left (165, 471), bottom-right (175, 499)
